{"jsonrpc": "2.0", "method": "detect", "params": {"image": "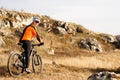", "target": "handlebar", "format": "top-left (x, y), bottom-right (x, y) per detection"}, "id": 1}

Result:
top-left (18, 43), bottom-right (44, 47)
top-left (32, 43), bottom-right (43, 47)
